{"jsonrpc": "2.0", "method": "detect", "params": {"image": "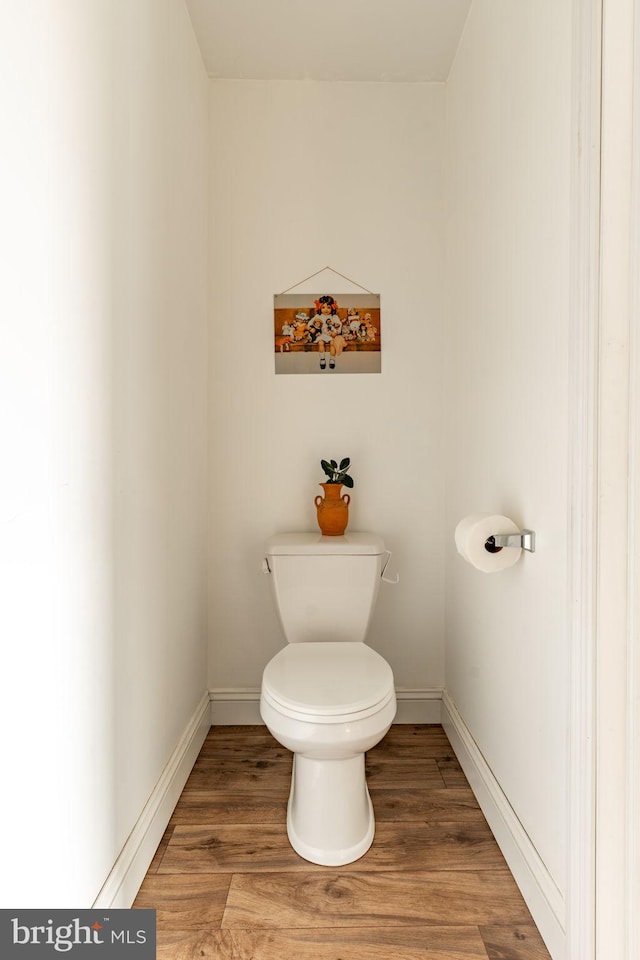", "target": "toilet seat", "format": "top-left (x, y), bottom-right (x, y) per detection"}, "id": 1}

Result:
top-left (262, 642), bottom-right (395, 724)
